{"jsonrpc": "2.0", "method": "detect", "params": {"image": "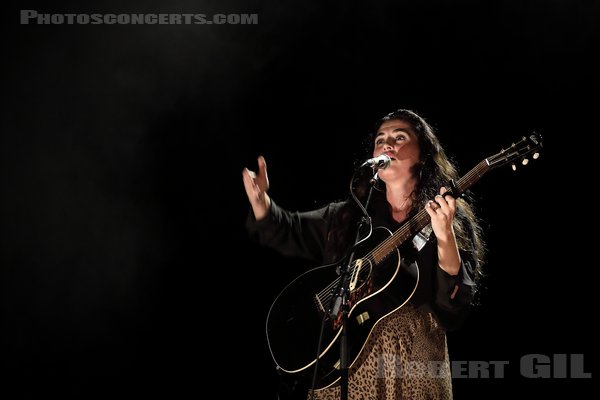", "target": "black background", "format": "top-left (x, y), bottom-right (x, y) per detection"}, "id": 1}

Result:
top-left (1, 0), bottom-right (596, 398)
